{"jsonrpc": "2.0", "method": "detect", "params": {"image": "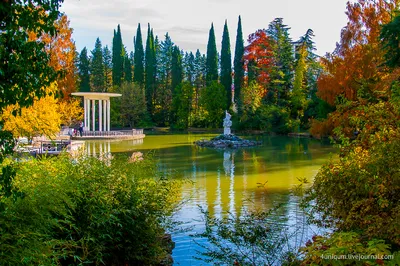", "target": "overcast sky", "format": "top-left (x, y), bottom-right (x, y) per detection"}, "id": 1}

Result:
top-left (60, 0), bottom-right (351, 57)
